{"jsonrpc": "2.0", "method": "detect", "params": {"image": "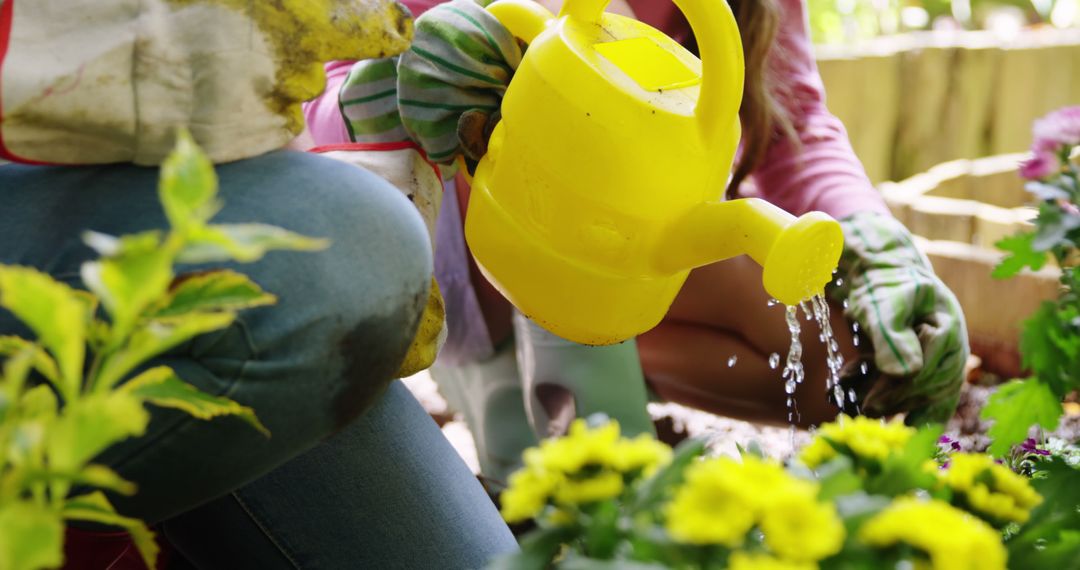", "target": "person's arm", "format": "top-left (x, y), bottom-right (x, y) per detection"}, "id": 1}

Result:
top-left (749, 0), bottom-right (890, 220)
